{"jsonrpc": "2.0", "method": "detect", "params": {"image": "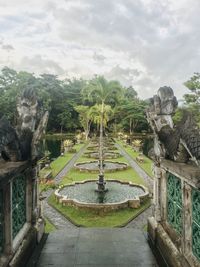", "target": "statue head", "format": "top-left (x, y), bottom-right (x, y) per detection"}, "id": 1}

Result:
top-left (17, 88), bottom-right (38, 132)
top-left (157, 86), bottom-right (178, 115)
